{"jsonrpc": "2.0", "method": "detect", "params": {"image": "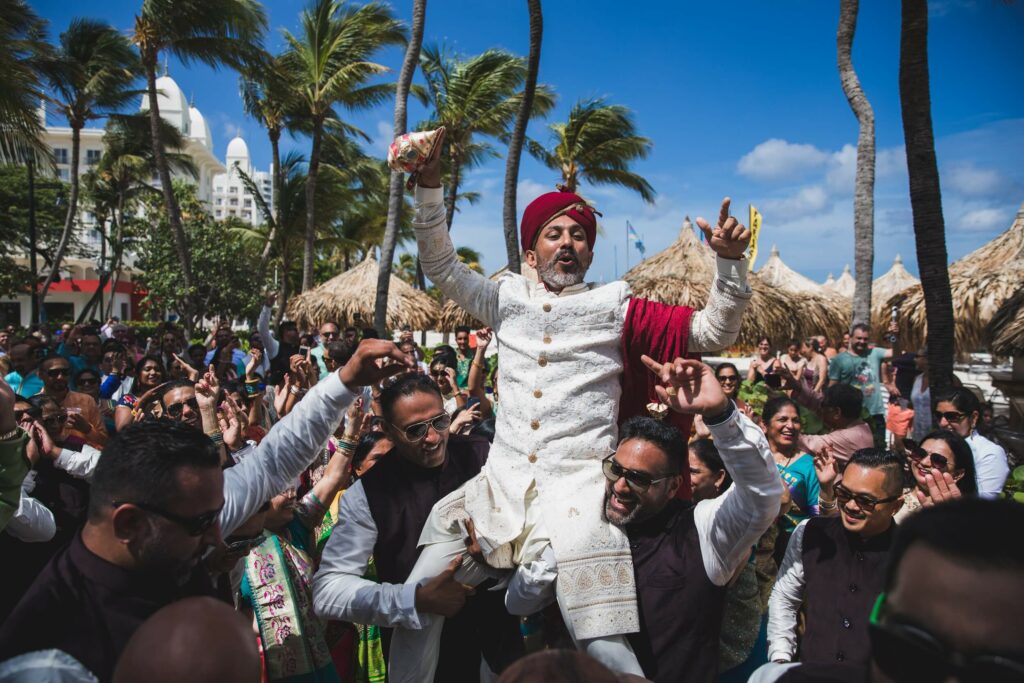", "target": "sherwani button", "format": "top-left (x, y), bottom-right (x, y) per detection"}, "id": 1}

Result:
top-left (542, 303), bottom-right (552, 312)
top-left (528, 453), bottom-right (538, 463)
top-left (538, 357), bottom-right (548, 367)
top-left (531, 420), bottom-right (540, 430)
top-left (534, 389), bottom-right (543, 399)
top-left (543, 336), bottom-right (552, 344)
